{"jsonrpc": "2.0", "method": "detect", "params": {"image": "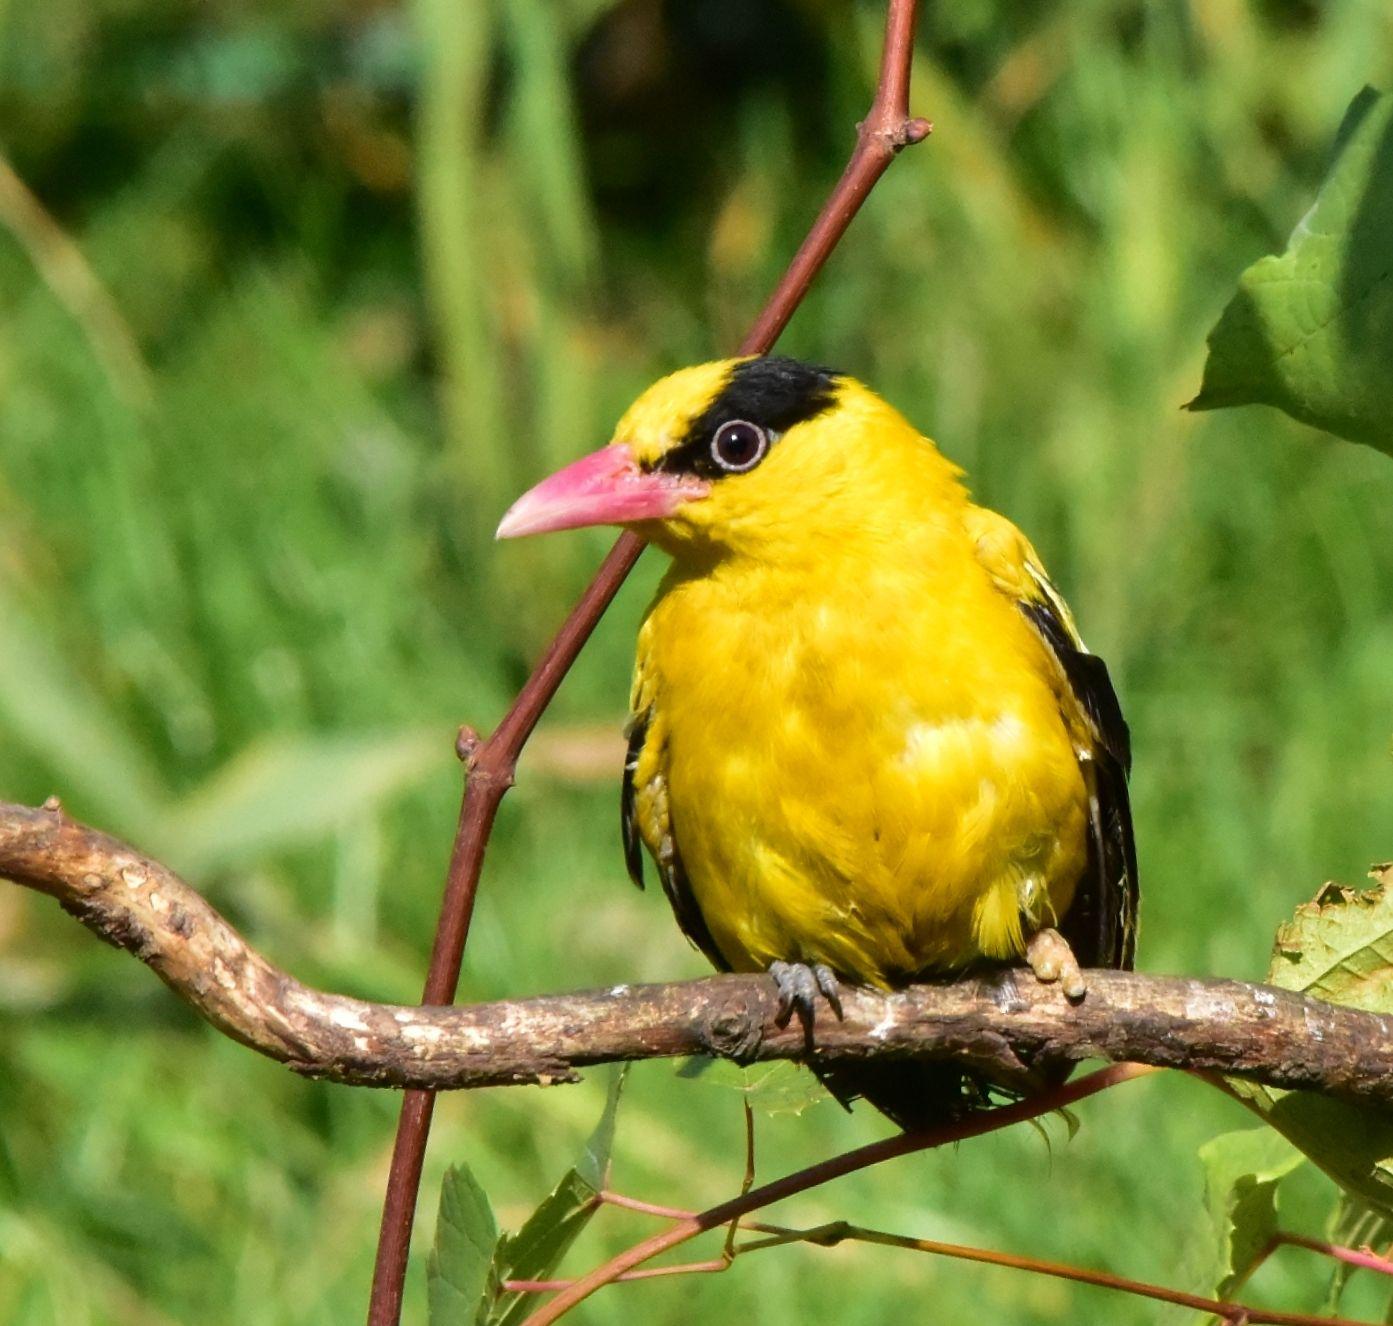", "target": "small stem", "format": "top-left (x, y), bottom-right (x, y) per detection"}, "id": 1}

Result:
top-left (728, 1223), bottom-right (1375, 1326)
top-left (1273, 1232), bottom-right (1393, 1278)
top-left (599, 1191), bottom-right (694, 1222)
top-left (504, 1260), bottom-right (729, 1293)
top-left (731, 1225), bottom-right (827, 1254)
top-left (517, 1064), bottom-right (1362, 1326)
top-left (598, 1192), bottom-right (806, 1243)
top-left (520, 1063), bottom-right (1154, 1325)
top-left (740, 1102), bottom-right (757, 1195)
top-left (518, 1200), bottom-right (1378, 1324)
top-left (723, 1101), bottom-right (757, 1260)
top-left (554, 1196), bottom-right (1380, 1324)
